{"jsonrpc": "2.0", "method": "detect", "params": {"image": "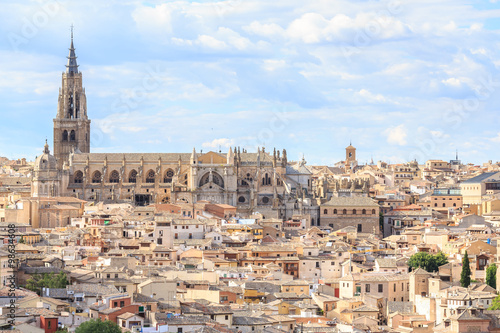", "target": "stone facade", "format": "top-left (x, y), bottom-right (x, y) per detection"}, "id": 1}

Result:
top-left (31, 36), bottom-right (320, 222)
top-left (320, 196), bottom-right (380, 235)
